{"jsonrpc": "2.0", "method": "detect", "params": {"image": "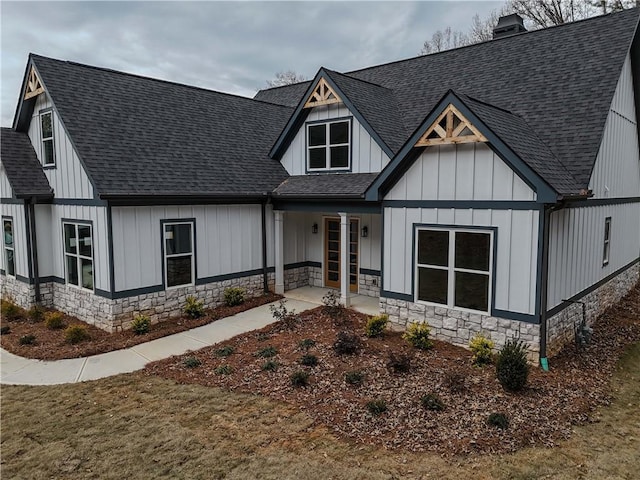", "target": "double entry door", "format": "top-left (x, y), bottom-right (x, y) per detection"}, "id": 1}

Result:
top-left (324, 217), bottom-right (358, 293)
